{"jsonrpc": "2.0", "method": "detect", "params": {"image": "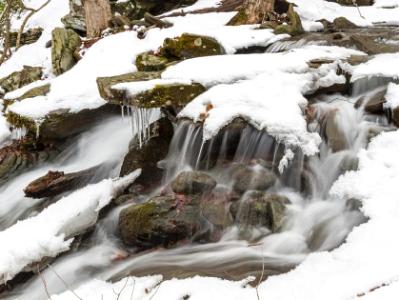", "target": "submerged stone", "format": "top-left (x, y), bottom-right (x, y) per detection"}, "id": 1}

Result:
top-left (0, 66), bottom-right (43, 94)
top-left (171, 171), bottom-right (217, 195)
top-left (232, 164), bottom-right (277, 194)
top-left (119, 194), bottom-right (201, 249)
top-left (51, 27), bottom-right (82, 75)
top-left (161, 33), bottom-right (225, 60)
